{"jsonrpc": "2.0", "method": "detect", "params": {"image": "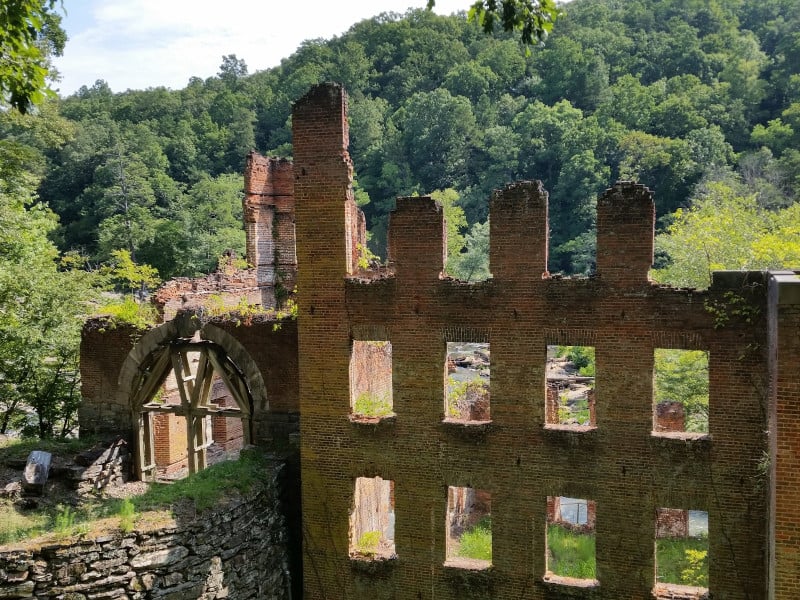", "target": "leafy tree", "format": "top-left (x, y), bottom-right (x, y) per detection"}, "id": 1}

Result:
top-left (654, 349), bottom-right (709, 433)
top-left (427, 0), bottom-right (560, 46)
top-left (0, 157), bottom-right (100, 438)
top-left (0, 0), bottom-right (65, 112)
top-left (448, 220), bottom-right (490, 281)
top-left (652, 180), bottom-right (800, 289)
top-left (430, 188), bottom-right (468, 262)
